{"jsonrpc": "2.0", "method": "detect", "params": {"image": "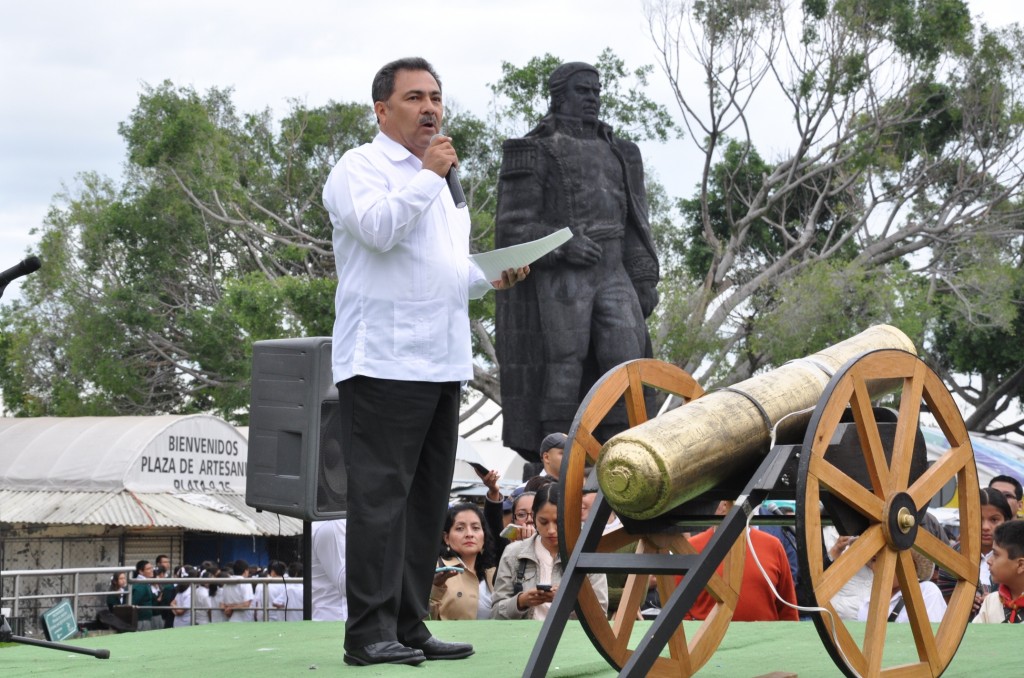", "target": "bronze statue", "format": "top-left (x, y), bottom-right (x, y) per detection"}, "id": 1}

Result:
top-left (495, 62), bottom-right (660, 462)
